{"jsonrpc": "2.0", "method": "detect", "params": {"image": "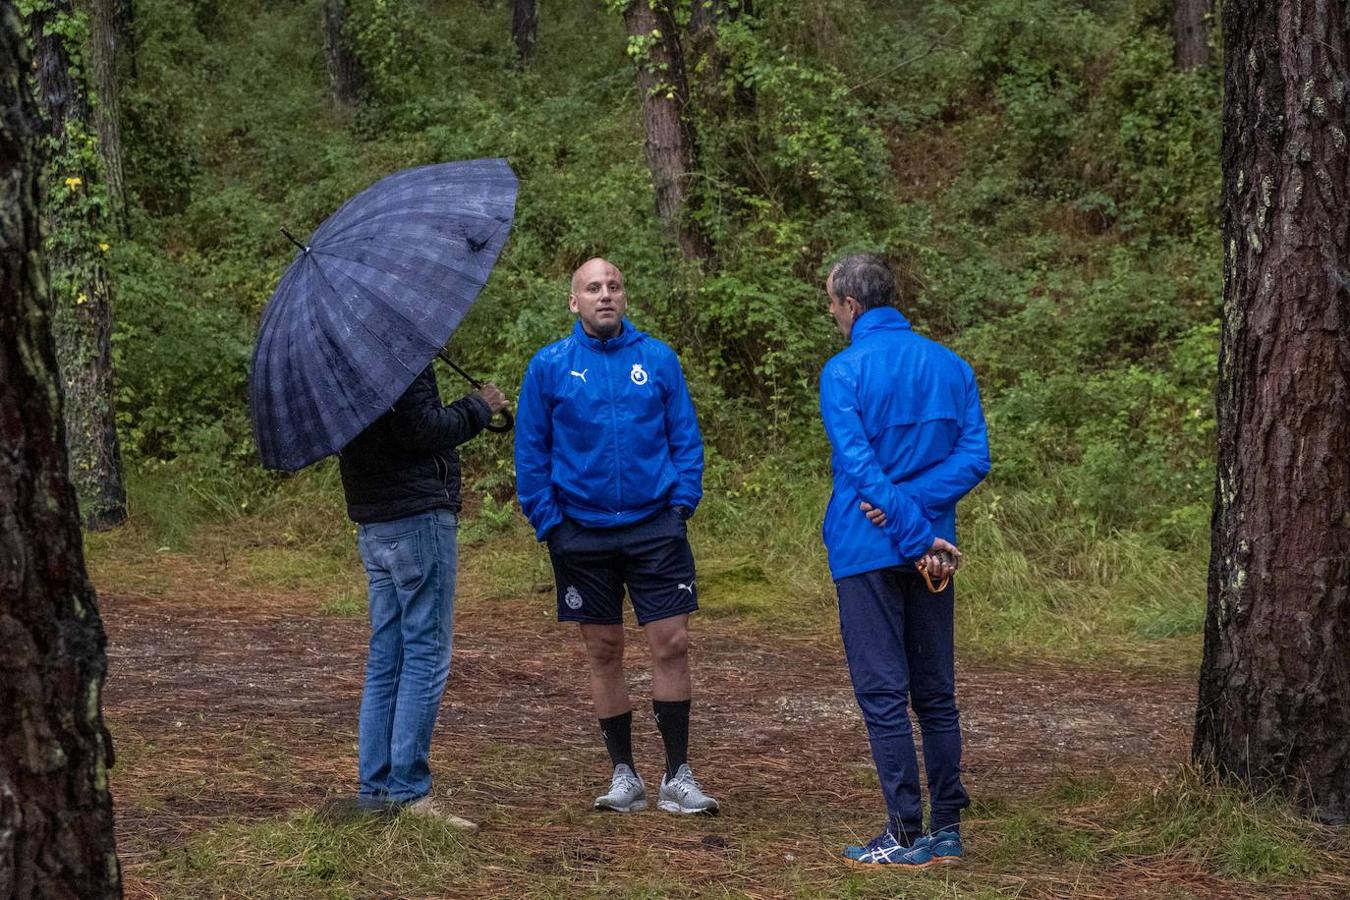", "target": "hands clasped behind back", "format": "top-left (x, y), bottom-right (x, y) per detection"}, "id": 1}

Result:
top-left (859, 500), bottom-right (962, 582)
